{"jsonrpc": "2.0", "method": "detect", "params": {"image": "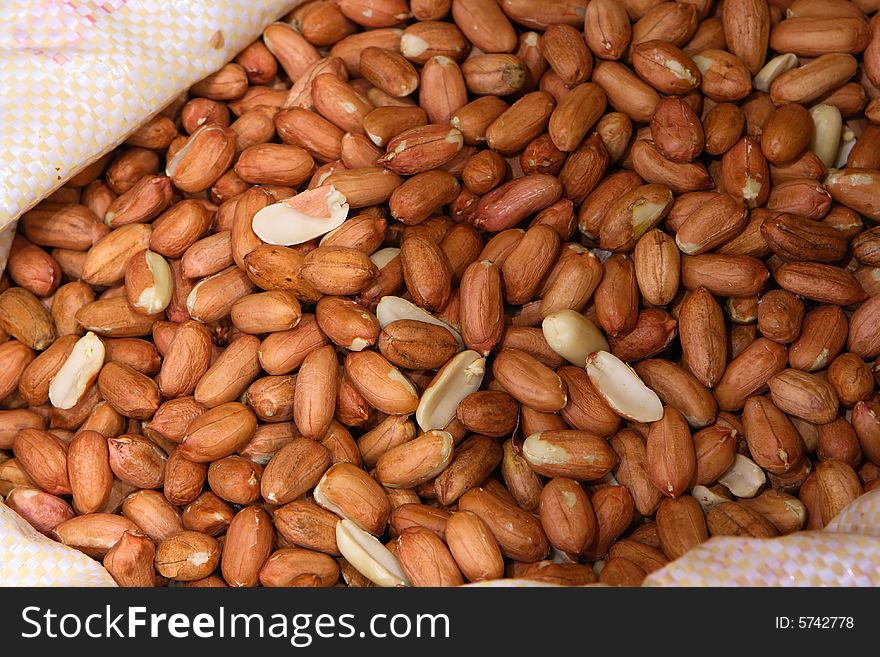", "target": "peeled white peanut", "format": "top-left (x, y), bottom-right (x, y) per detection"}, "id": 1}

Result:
top-left (335, 519), bottom-right (410, 588)
top-left (252, 185), bottom-right (348, 246)
top-left (369, 247), bottom-right (400, 269)
top-left (691, 485), bottom-right (730, 513)
top-left (416, 350), bottom-right (485, 431)
top-left (542, 309), bottom-right (609, 366)
top-left (718, 454), bottom-right (767, 499)
top-left (48, 332), bottom-right (106, 410)
top-left (809, 104), bottom-right (842, 168)
top-left (834, 126), bottom-right (857, 169)
top-left (753, 53), bottom-right (798, 92)
top-left (376, 295), bottom-right (463, 348)
top-left (130, 250), bottom-right (173, 315)
top-left (585, 350), bottom-right (663, 422)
